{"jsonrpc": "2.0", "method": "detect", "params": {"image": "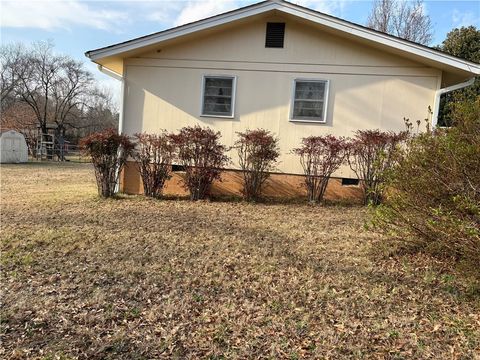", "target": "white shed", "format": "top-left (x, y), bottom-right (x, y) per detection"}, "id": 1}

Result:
top-left (0, 130), bottom-right (28, 163)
